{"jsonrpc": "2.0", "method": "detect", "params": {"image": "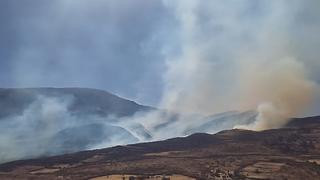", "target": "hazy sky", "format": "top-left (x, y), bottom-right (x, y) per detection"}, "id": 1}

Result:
top-left (1, 0), bottom-right (320, 113)
top-left (0, 0), bottom-right (170, 106)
